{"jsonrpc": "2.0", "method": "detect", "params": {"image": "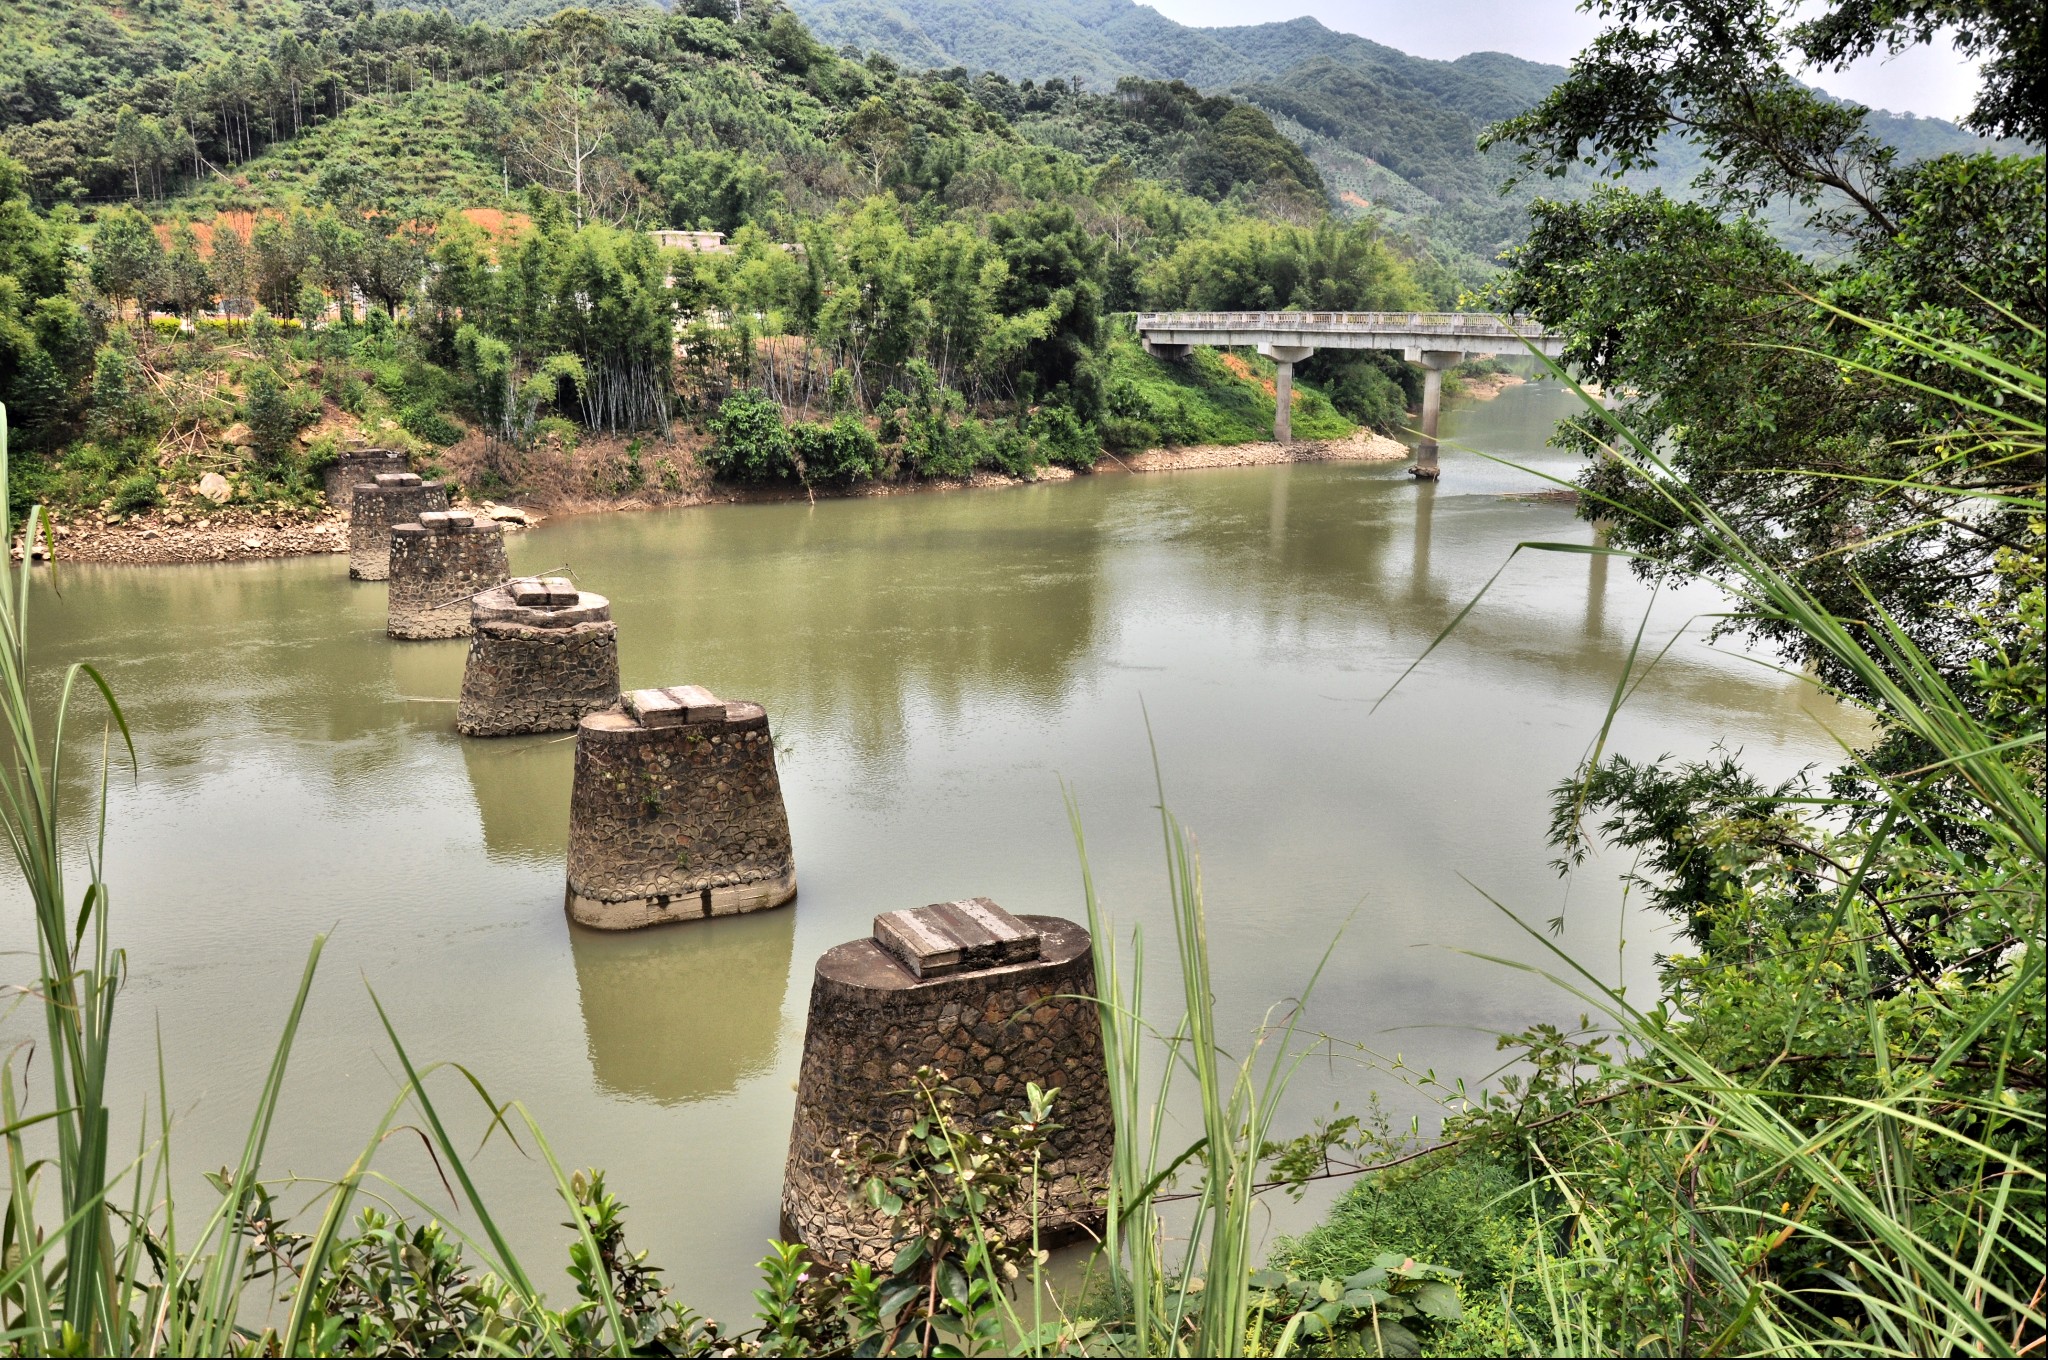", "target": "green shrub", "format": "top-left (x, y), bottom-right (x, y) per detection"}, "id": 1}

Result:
top-left (1273, 1152), bottom-right (1537, 1356)
top-left (111, 473), bottom-right (160, 515)
top-left (400, 402), bottom-right (464, 447)
top-left (87, 335), bottom-right (161, 448)
top-left (901, 405), bottom-right (990, 479)
top-left (1030, 406), bottom-right (1098, 468)
top-left (533, 415), bottom-right (579, 450)
top-left (1314, 354), bottom-right (1412, 432)
top-left (336, 376), bottom-right (369, 415)
top-left (302, 434), bottom-right (341, 474)
top-left (244, 365), bottom-right (316, 475)
top-left (704, 388), bottom-right (791, 480)
top-left (789, 412), bottom-right (881, 483)
top-left (1099, 416), bottom-right (1160, 453)
top-left (983, 422), bottom-right (1040, 477)
top-left (149, 316), bottom-right (184, 340)
top-left (1276, 1153), bottom-right (1529, 1297)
